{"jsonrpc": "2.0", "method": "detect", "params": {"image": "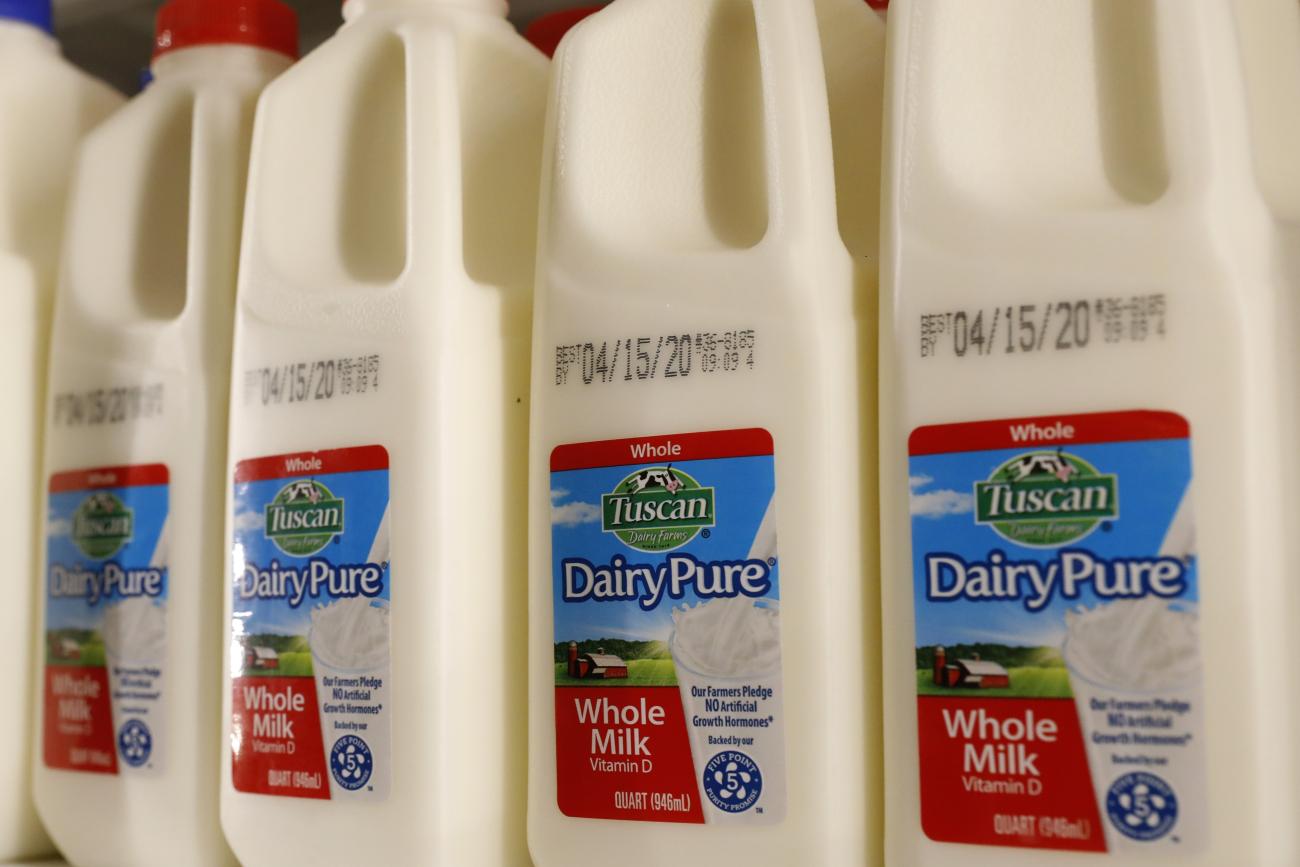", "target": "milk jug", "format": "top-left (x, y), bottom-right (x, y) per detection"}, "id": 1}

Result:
top-left (0, 2), bottom-right (120, 860)
top-left (527, 0), bottom-right (884, 864)
top-left (880, 1), bottom-right (1298, 863)
top-left (218, 0), bottom-right (545, 863)
top-left (32, 1), bottom-right (296, 865)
